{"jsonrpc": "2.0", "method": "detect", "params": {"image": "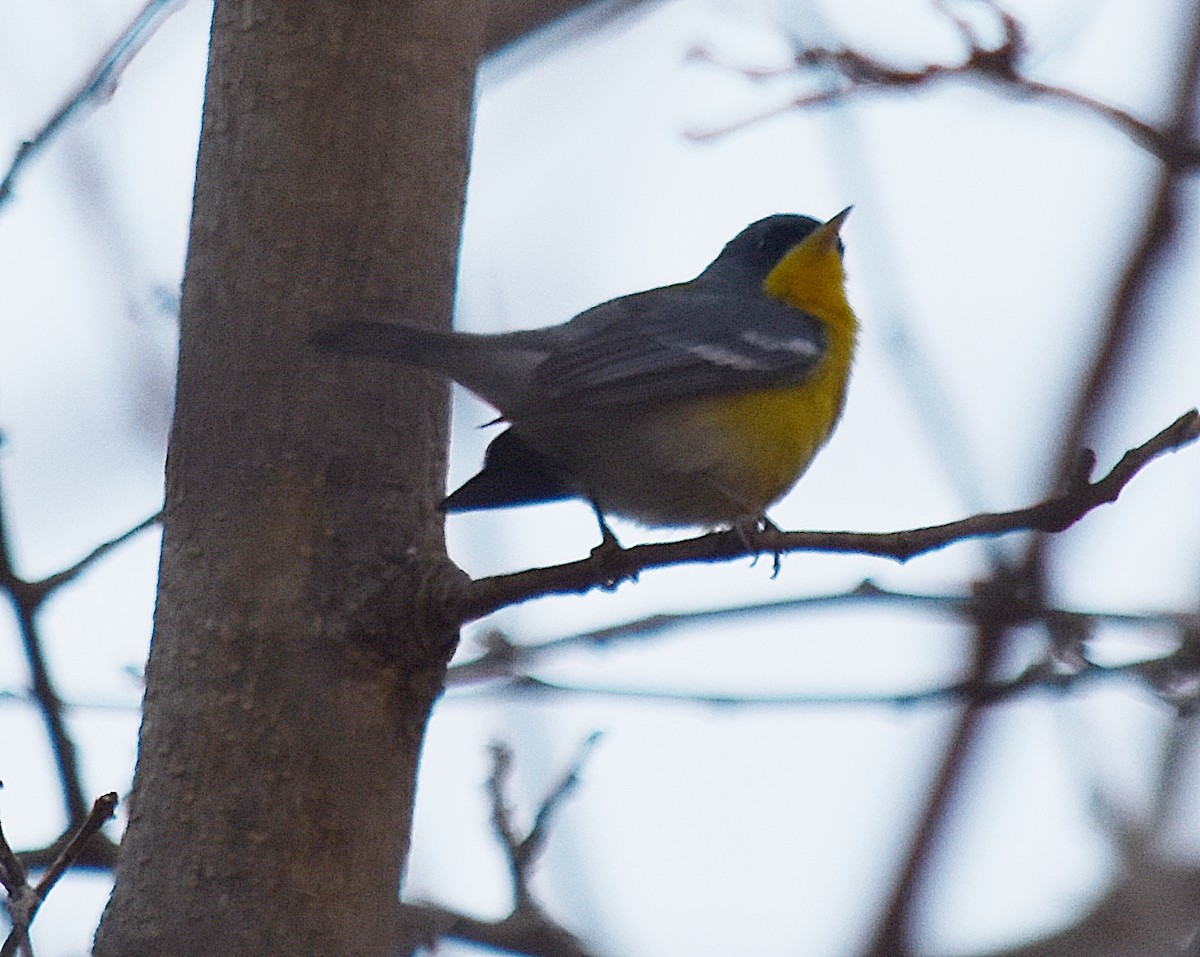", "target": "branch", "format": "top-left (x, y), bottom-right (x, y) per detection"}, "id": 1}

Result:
top-left (394, 738), bottom-right (602, 957)
top-left (487, 734), bottom-right (601, 912)
top-left (0, 502), bottom-right (83, 826)
top-left (457, 636), bottom-right (1200, 713)
top-left (449, 579), bottom-right (1198, 689)
top-left (0, 0), bottom-right (183, 208)
top-left (0, 799), bottom-right (31, 957)
top-left (486, 742), bottom-right (526, 903)
top-left (10, 833), bottom-right (118, 873)
top-left (0, 793), bottom-right (117, 957)
top-left (856, 9), bottom-right (1200, 950)
top-left (20, 512), bottom-right (161, 609)
top-left (685, 0), bottom-right (1200, 169)
top-left (447, 580), bottom-right (960, 686)
top-left (29, 793), bottom-right (118, 900)
top-left (0, 505), bottom-right (157, 826)
top-left (452, 411), bottom-right (1199, 624)
top-left (1022, 0), bottom-right (1200, 577)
